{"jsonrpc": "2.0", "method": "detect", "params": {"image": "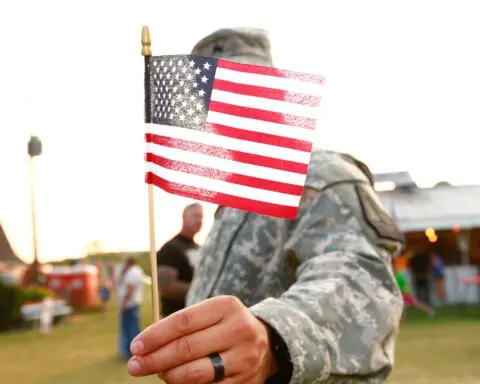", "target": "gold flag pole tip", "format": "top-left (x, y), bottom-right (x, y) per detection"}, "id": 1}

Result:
top-left (142, 26), bottom-right (152, 57)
